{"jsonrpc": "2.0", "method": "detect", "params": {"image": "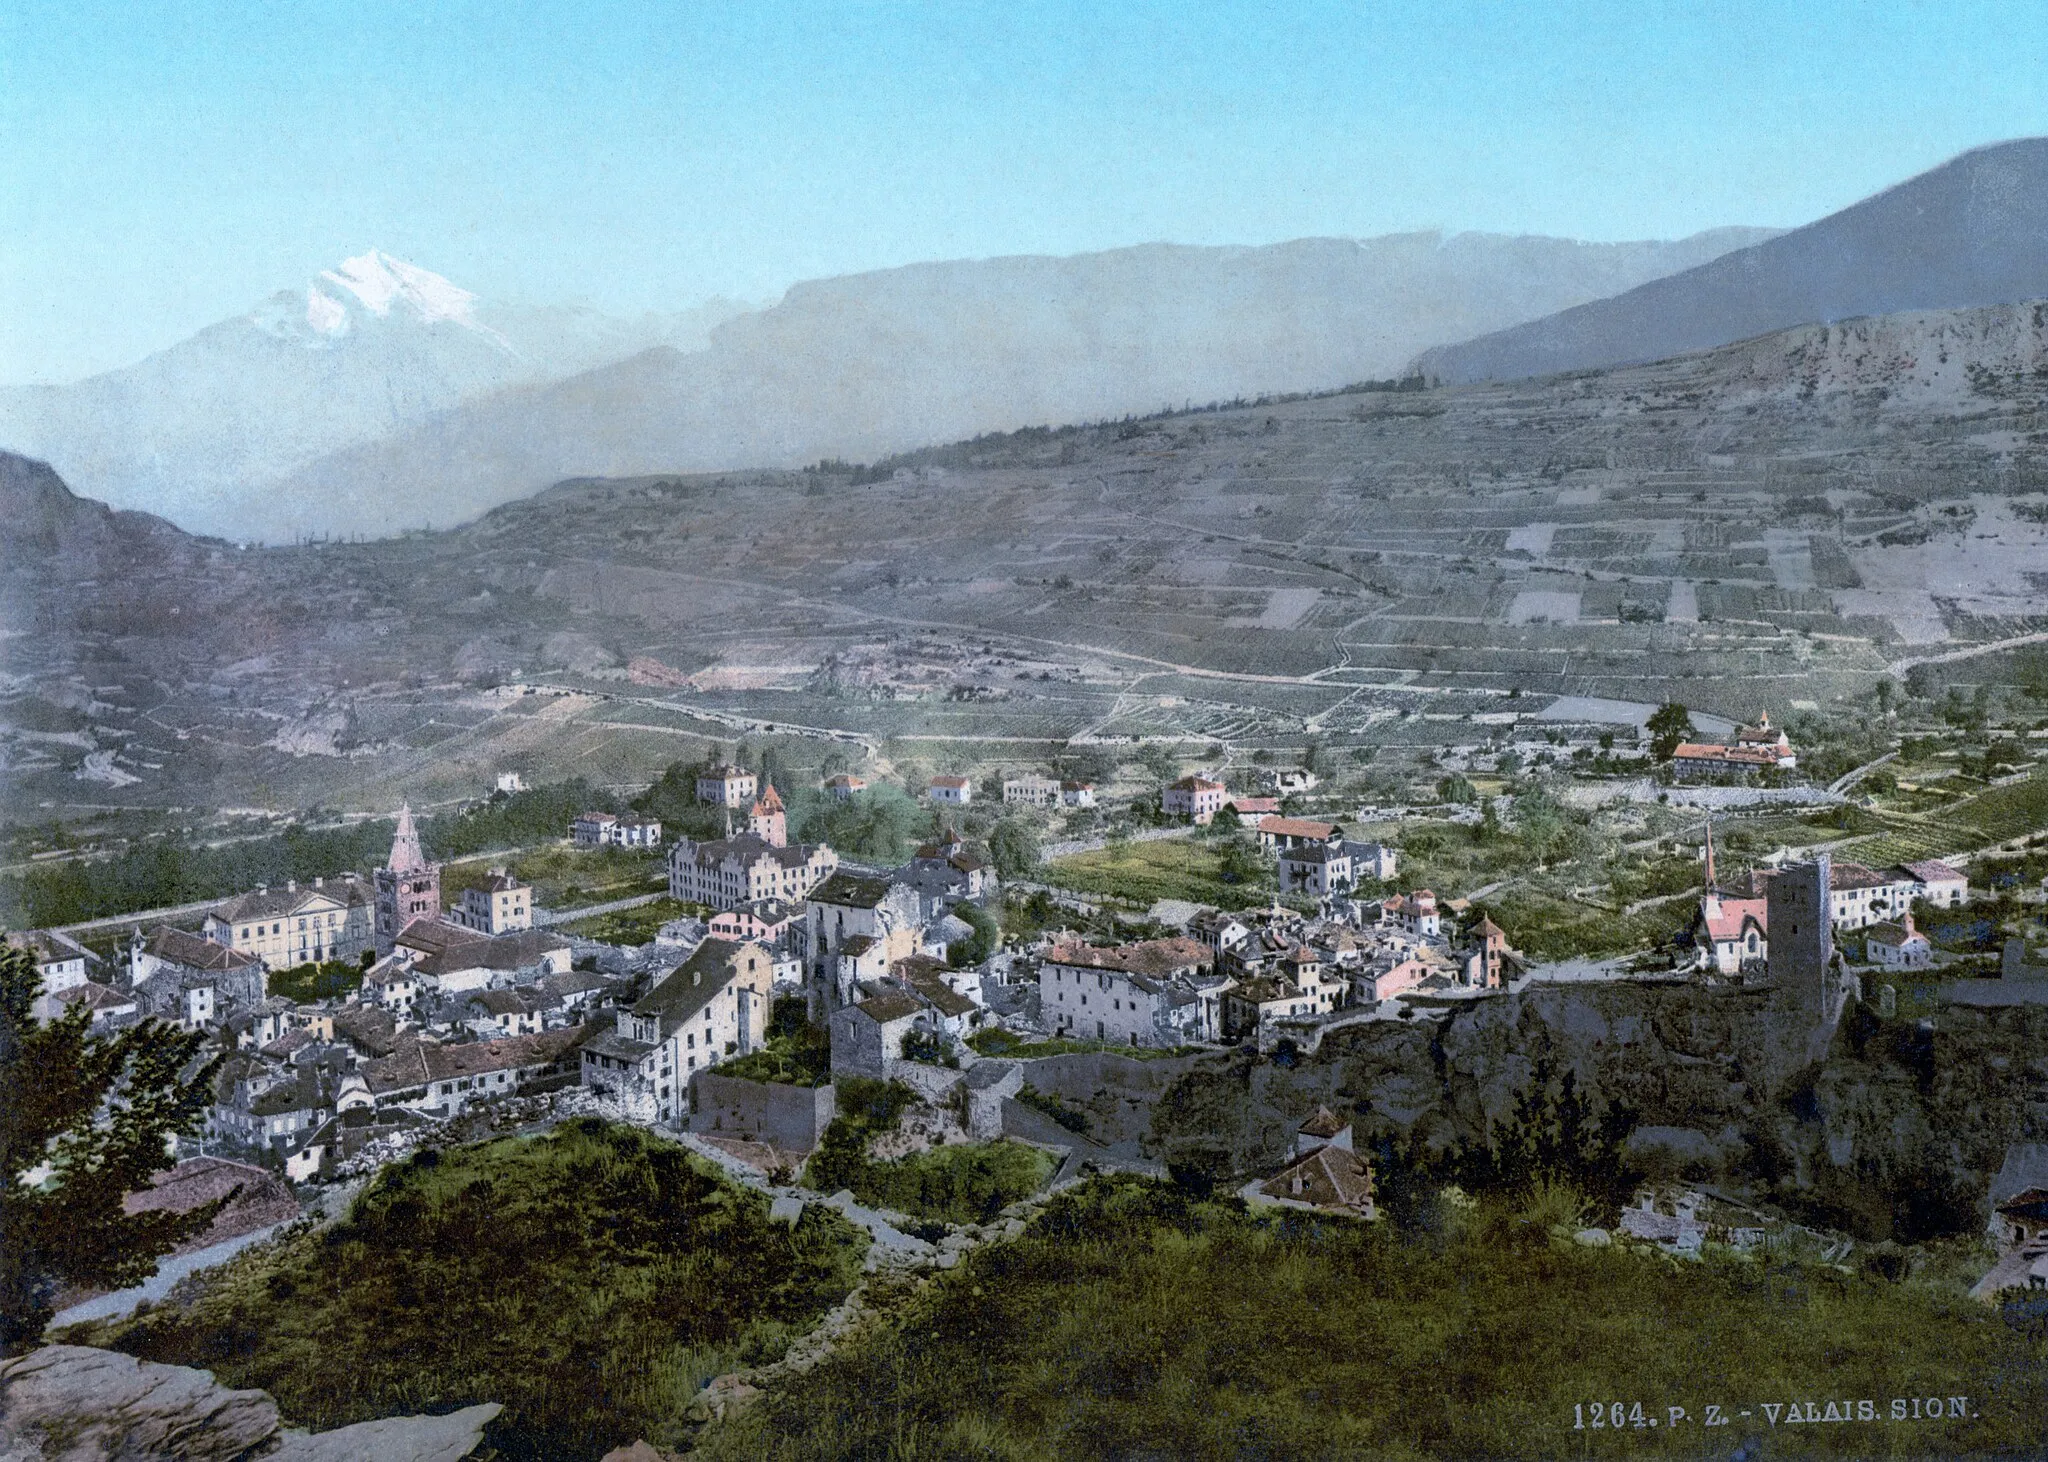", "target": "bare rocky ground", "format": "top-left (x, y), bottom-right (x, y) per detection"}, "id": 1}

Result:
top-left (0, 1345), bottom-right (497, 1462)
